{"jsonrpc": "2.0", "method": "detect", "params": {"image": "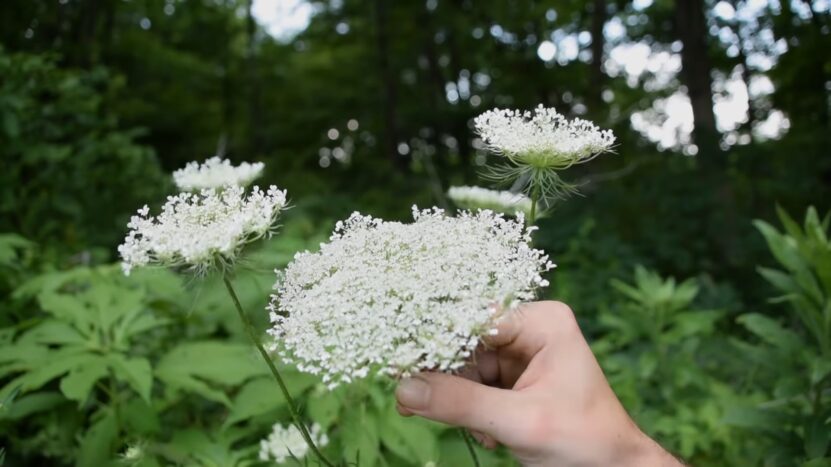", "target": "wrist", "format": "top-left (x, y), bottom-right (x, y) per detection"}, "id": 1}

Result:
top-left (619, 429), bottom-right (683, 467)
